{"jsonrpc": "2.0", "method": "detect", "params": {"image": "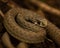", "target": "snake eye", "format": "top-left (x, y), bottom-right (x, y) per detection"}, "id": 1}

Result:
top-left (34, 19), bottom-right (41, 25)
top-left (37, 20), bottom-right (41, 25)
